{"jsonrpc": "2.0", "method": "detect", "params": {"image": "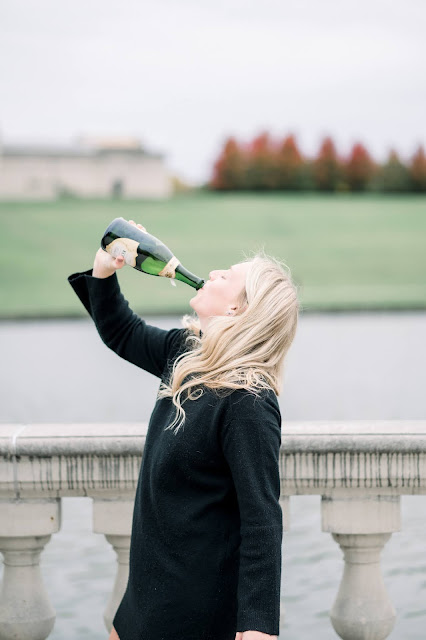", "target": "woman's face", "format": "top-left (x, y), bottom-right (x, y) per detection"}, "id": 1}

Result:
top-left (189, 262), bottom-right (250, 324)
